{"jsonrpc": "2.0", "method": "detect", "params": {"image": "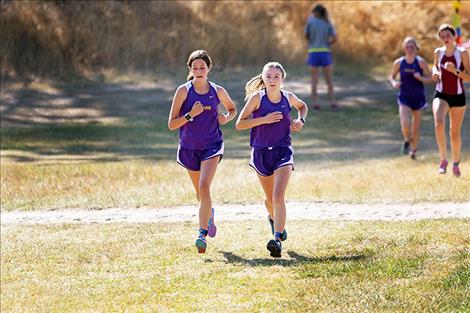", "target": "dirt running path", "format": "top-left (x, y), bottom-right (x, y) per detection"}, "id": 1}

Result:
top-left (2, 202), bottom-right (469, 224)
